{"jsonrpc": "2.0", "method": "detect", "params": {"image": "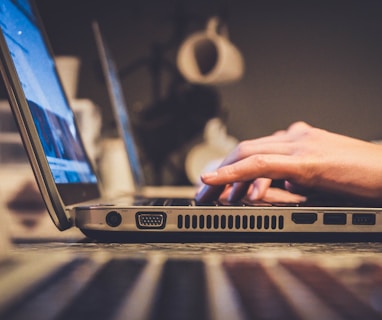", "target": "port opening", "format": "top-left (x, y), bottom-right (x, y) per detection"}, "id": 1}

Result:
top-left (352, 213), bottom-right (376, 225)
top-left (106, 211), bottom-right (122, 227)
top-left (323, 213), bottom-right (346, 225)
top-left (136, 212), bottom-right (167, 229)
top-left (292, 212), bottom-right (317, 224)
